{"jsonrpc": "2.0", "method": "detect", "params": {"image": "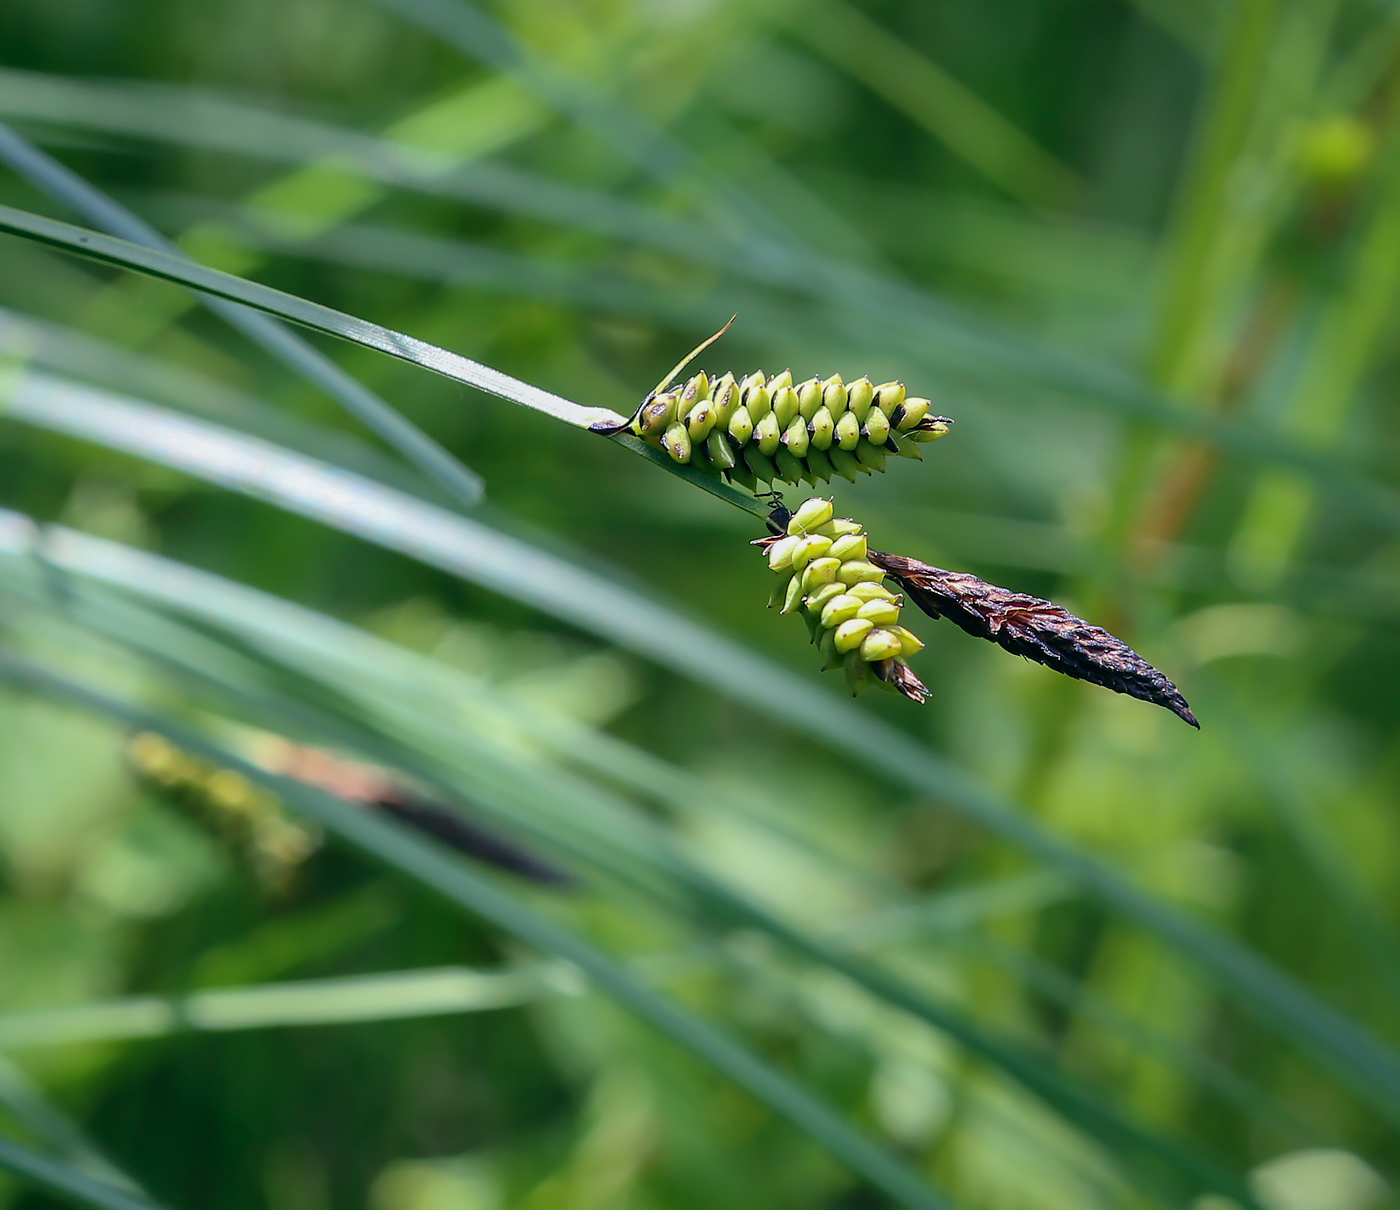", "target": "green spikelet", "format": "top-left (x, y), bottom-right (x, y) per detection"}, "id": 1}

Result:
top-left (755, 499), bottom-right (930, 703)
top-left (611, 353), bottom-right (954, 492)
top-left (126, 732), bottom-right (319, 890)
